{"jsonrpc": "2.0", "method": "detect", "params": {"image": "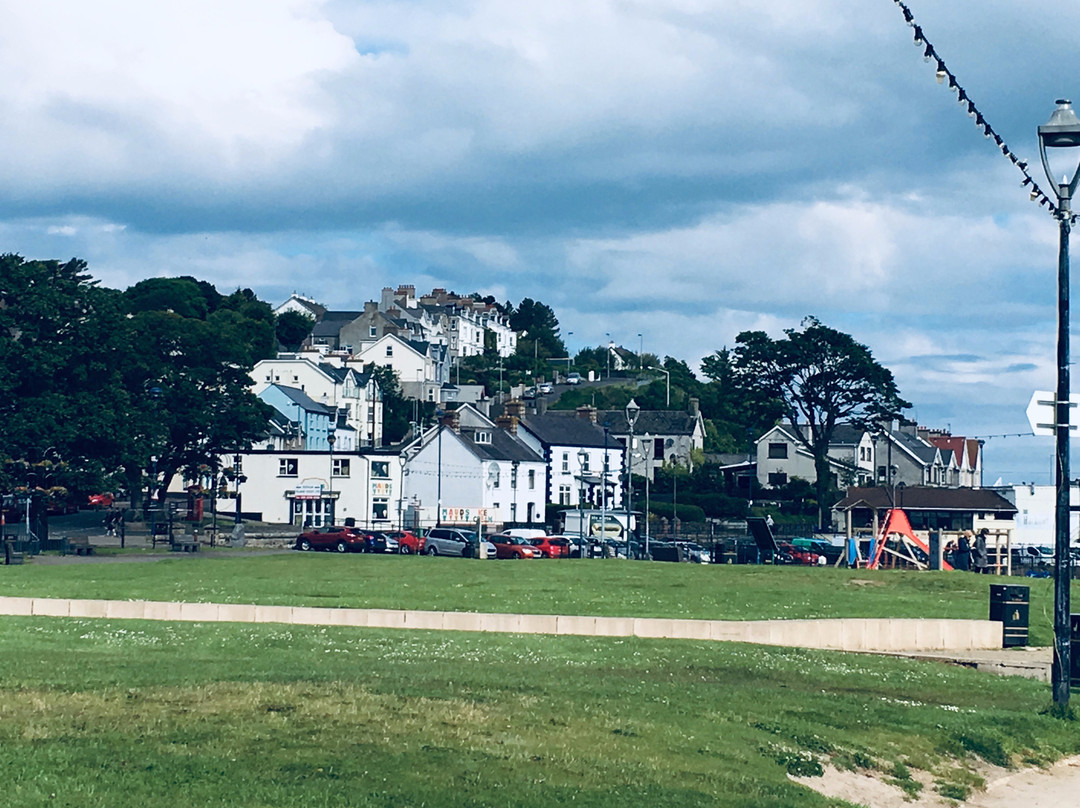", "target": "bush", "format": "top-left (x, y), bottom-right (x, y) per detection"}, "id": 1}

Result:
top-left (648, 501), bottom-right (706, 522)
